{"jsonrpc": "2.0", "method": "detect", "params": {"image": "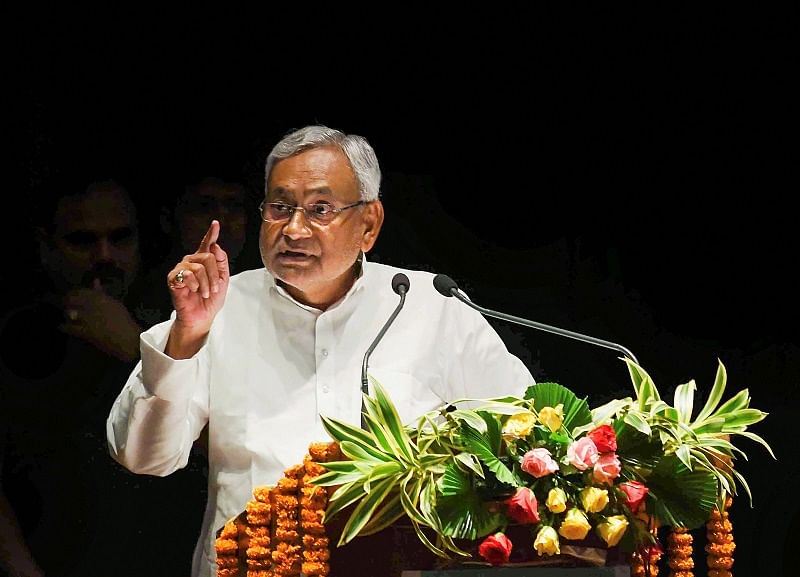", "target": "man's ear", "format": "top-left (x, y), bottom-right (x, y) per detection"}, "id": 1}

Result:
top-left (360, 200), bottom-right (384, 253)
